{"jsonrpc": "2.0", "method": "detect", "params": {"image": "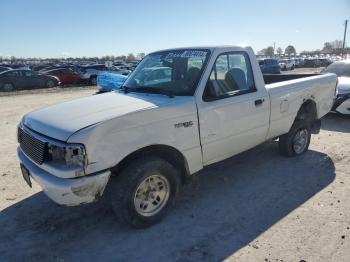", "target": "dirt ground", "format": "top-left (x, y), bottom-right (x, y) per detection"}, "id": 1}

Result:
top-left (0, 86), bottom-right (349, 262)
